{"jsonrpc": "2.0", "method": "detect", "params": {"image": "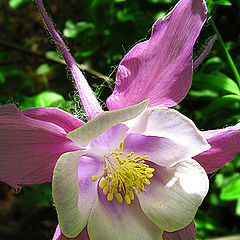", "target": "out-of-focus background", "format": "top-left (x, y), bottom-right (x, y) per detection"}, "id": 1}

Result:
top-left (0, 0), bottom-right (240, 239)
